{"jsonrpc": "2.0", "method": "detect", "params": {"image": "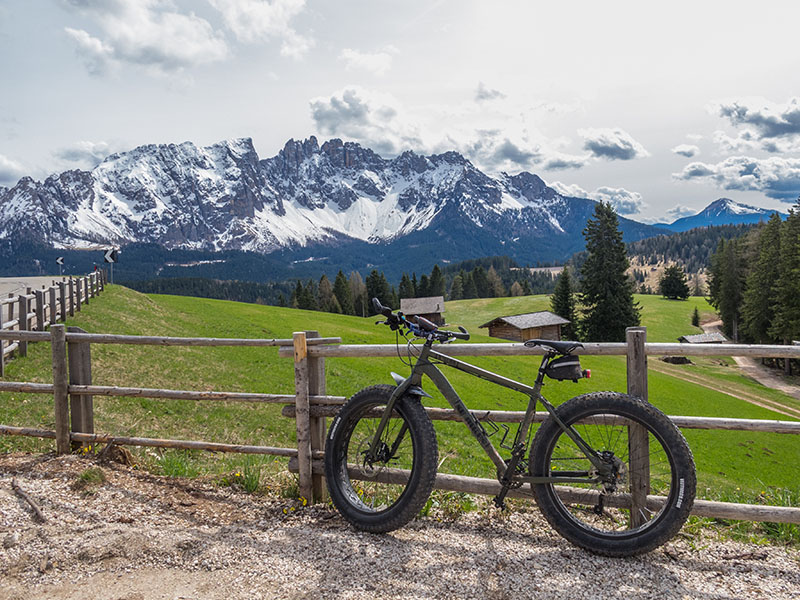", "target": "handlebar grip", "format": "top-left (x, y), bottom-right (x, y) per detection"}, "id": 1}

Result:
top-left (413, 315), bottom-right (438, 332)
top-left (371, 297), bottom-right (392, 318)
